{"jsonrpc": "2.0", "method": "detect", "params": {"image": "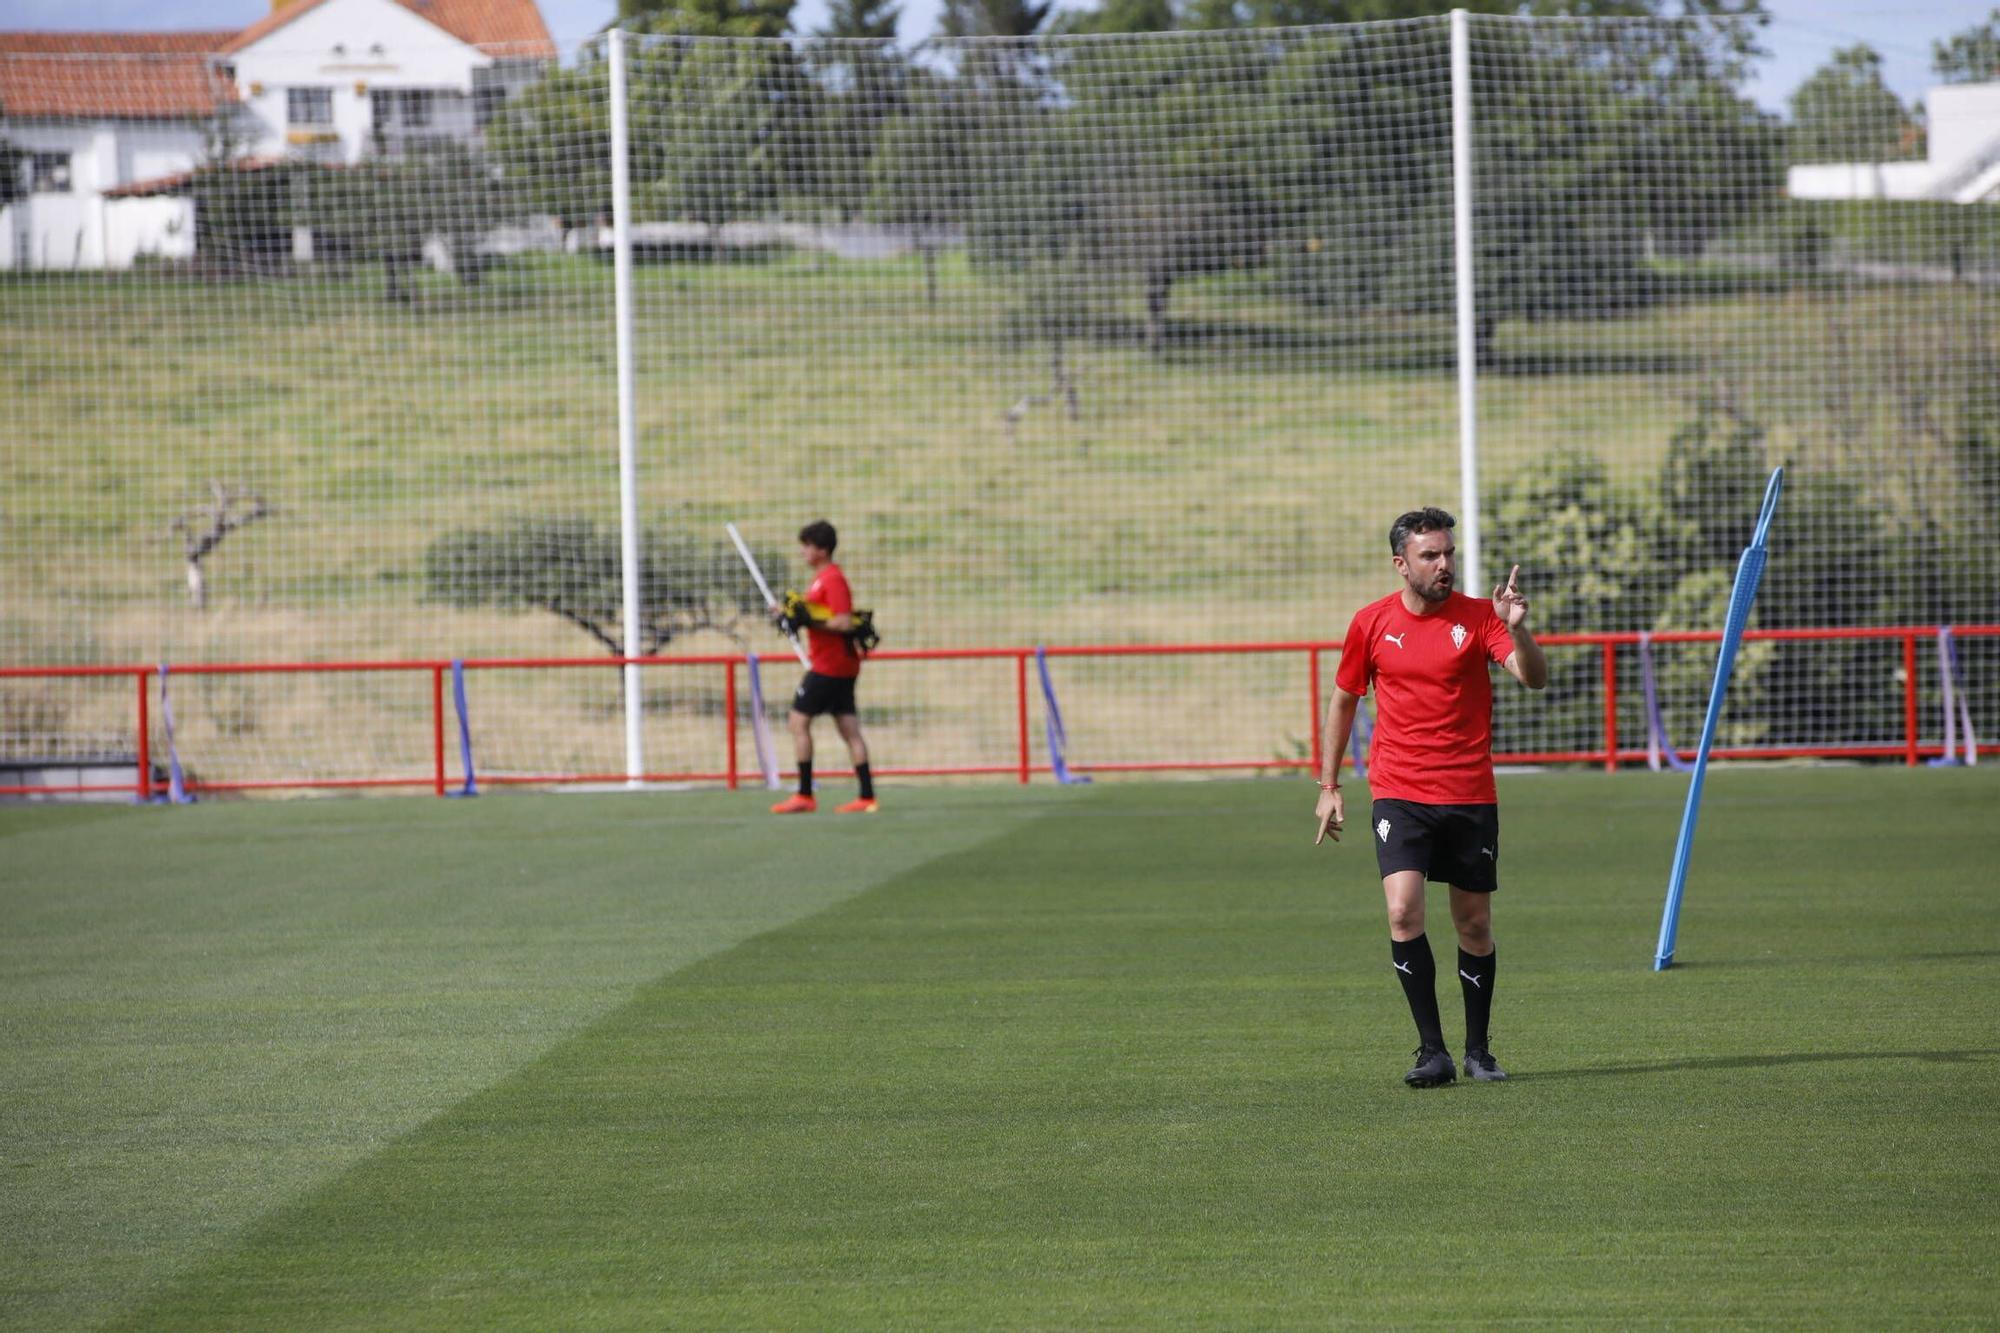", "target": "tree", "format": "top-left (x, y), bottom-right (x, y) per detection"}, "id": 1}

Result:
top-left (1056, 37), bottom-right (1275, 356)
top-left (300, 142), bottom-right (518, 300)
top-left (170, 483), bottom-right (275, 611)
top-left (486, 54), bottom-right (621, 228)
top-left (1264, 19), bottom-right (1777, 363)
top-left (424, 520), bottom-right (784, 655)
top-left (867, 78), bottom-right (977, 302)
top-left (940, 0), bottom-right (1055, 37)
top-left (618, 0), bottom-right (794, 38)
top-left (815, 0), bottom-right (900, 39)
top-left (640, 40), bottom-right (820, 251)
top-left (1933, 8), bottom-right (2000, 85)
top-left (1787, 44), bottom-right (1919, 164)
top-left (1050, 0), bottom-right (1173, 34)
top-left (805, 0), bottom-right (906, 221)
